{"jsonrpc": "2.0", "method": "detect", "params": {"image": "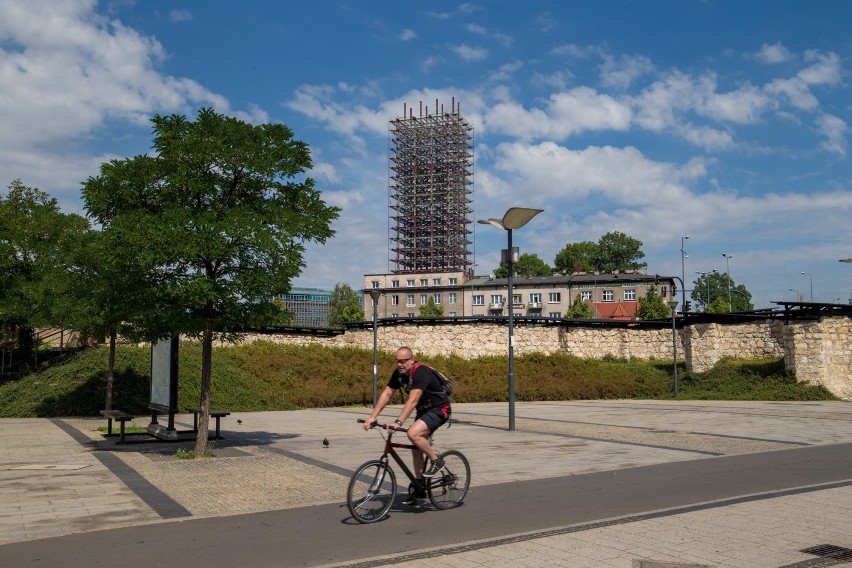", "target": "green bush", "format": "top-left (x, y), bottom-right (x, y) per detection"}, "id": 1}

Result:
top-left (0, 343), bottom-right (836, 418)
